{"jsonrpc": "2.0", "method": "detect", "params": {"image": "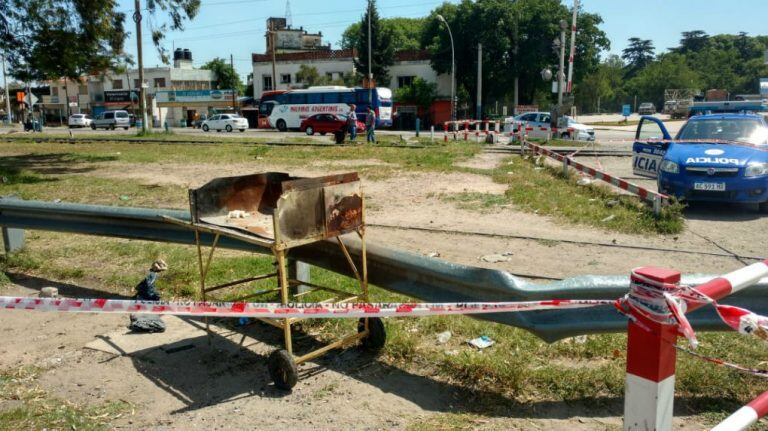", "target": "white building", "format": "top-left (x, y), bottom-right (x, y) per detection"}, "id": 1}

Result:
top-left (252, 49), bottom-right (356, 96)
top-left (43, 50), bottom-right (215, 126)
